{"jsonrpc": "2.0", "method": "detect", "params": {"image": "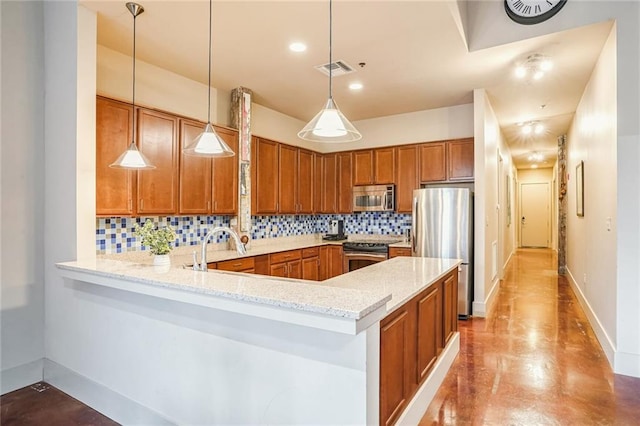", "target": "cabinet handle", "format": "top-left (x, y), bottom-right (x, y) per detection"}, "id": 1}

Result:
top-left (214, 201), bottom-right (218, 211)
top-left (140, 199), bottom-right (144, 210)
top-left (233, 262), bottom-right (242, 267)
